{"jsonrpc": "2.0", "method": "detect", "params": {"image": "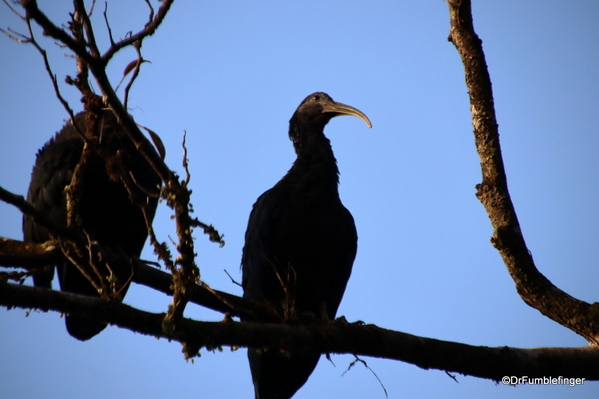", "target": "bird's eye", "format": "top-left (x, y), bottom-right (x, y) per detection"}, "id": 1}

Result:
top-left (312, 95), bottom-right (320, 101)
